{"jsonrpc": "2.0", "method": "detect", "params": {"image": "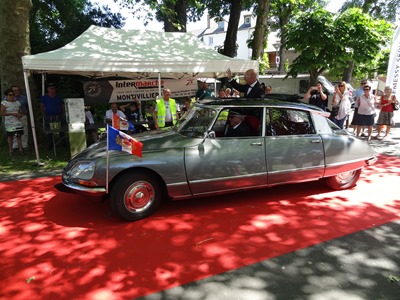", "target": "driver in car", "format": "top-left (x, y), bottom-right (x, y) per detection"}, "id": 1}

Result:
top-left (225, 110), bottom-right (251, 137)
